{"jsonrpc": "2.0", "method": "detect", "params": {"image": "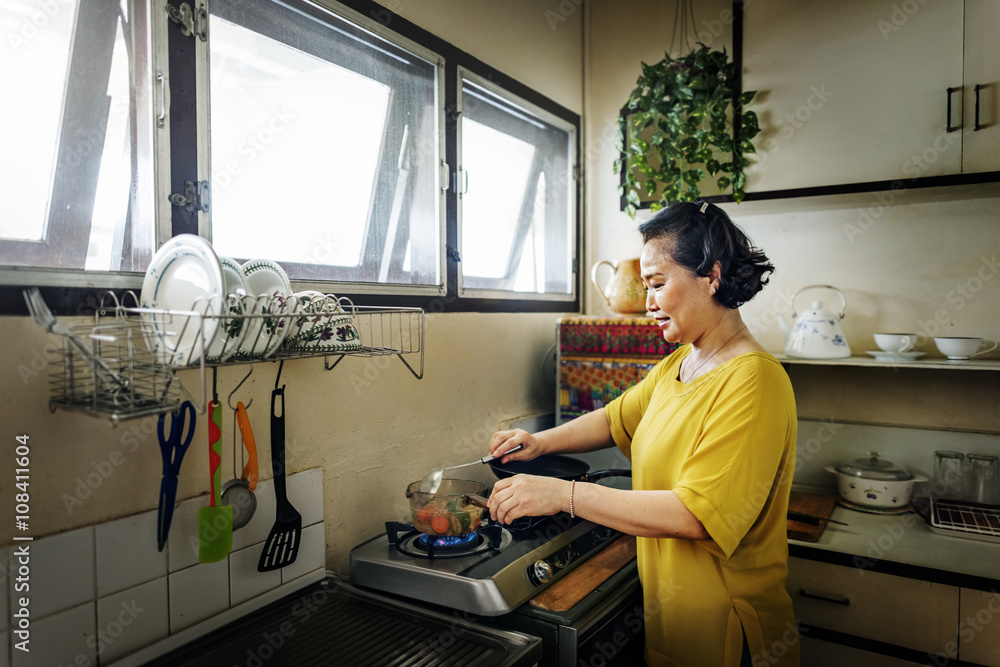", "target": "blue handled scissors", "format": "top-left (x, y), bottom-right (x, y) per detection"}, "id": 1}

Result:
top-left (157, 401), bottom-right (196, 551)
